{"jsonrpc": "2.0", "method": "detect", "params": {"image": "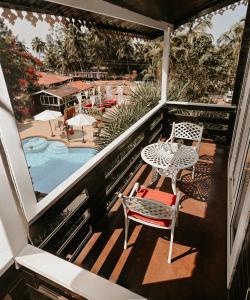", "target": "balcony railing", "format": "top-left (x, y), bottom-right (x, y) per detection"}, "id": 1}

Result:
top-left (29, 101), bottom-right (236, 263)
top-left (29, 103), bottom-right (164, 261)
top-left (164, 101), bottom-right (237, 145)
